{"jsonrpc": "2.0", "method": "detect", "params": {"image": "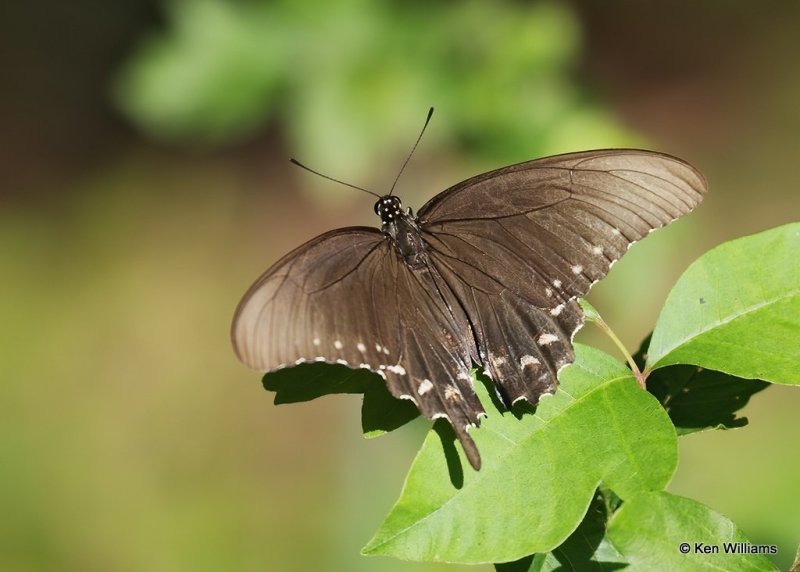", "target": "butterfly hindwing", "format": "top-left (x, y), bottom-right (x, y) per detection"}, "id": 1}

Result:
top-left (431, 252), bottom-right (584, 406)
